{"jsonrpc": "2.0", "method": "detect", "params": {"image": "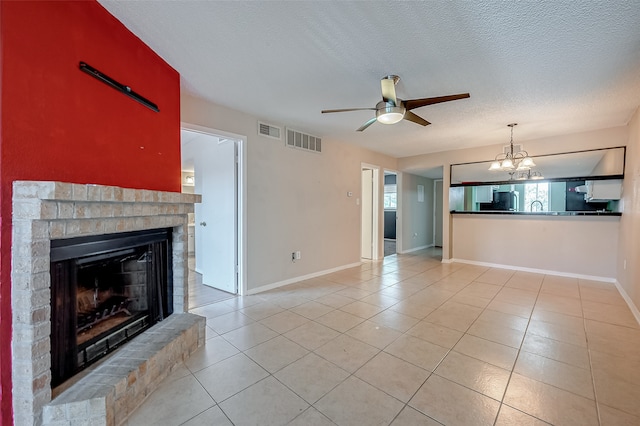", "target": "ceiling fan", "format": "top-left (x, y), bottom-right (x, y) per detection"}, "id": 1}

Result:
top-left (321, 75), bottom-right (470, 131)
